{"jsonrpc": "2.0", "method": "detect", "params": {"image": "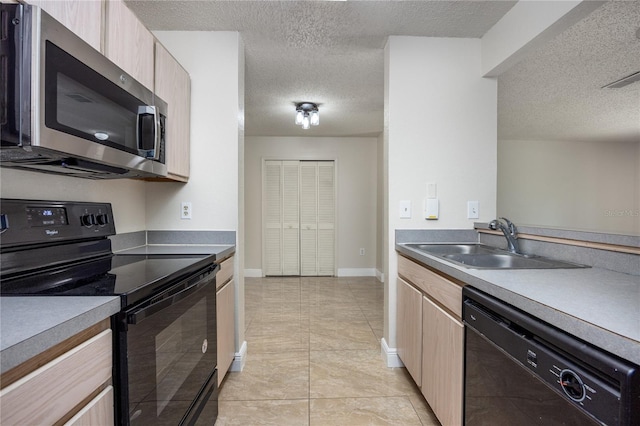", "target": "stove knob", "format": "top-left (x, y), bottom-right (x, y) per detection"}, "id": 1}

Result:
top-left (96, 214), bottom-right (110, 226)
top-left (560, 369), bottom-right (585, 402)
top-left (81, 214), bottom-right (96, 227)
